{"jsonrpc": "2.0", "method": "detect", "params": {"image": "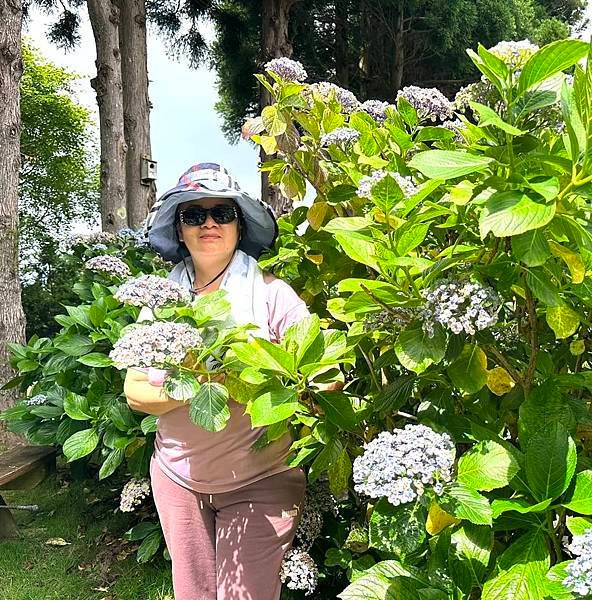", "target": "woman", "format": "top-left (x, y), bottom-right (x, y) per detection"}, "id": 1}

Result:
top-left (124, 163), bottom-right (309, 600)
